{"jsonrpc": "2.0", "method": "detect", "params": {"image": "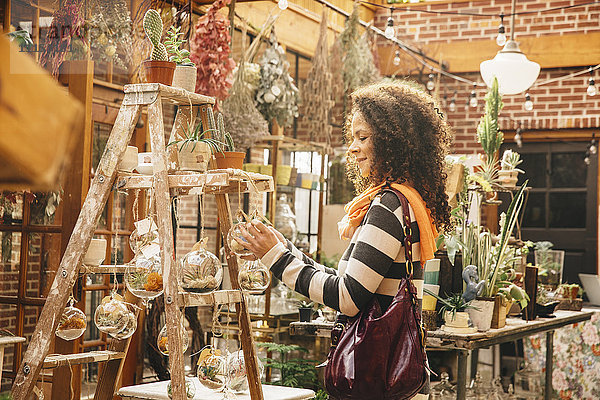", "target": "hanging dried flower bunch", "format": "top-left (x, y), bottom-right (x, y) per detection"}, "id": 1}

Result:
top-left (189, 0), bottom-right (235, 99)
top-left (338, 2), bottom-right (380, 93)
top-left (40, 0), bottom-right (87, 76)
top-left (256, 30), bottom-right (300, 128)
top-left (302, 9), bottom-right (334, 146)
top-left (87, 0), bottom-right (133, 69)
